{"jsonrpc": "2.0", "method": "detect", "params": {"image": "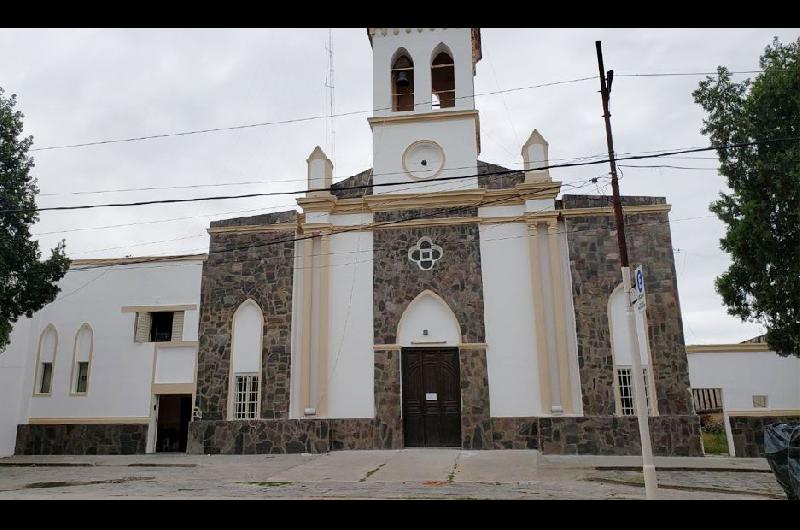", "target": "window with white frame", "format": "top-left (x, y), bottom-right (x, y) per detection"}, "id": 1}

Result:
top-left (616, 366), bottom-right (651, 416)
top-left (233, 374), bottom-right (260, 419)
